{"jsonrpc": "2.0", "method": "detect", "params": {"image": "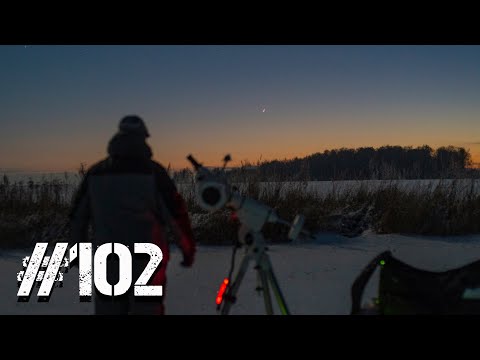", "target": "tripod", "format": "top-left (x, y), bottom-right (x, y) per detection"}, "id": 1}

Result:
top-left (185, 153), bottom-right (302, 315)
top-left (219, 224), bottom-right (290, 315)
